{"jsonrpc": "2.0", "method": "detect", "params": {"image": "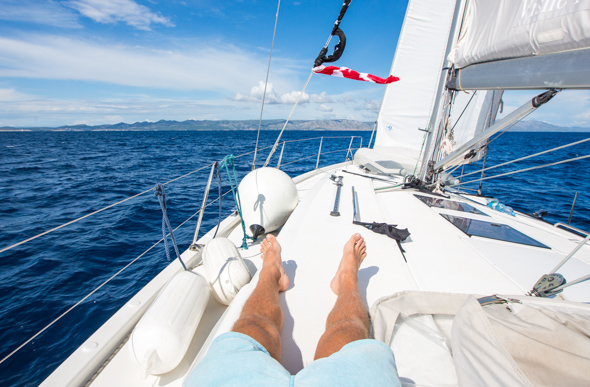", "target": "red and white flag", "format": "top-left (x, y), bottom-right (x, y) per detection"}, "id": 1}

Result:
top-left (312, 65), bottom-right (399, 84)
